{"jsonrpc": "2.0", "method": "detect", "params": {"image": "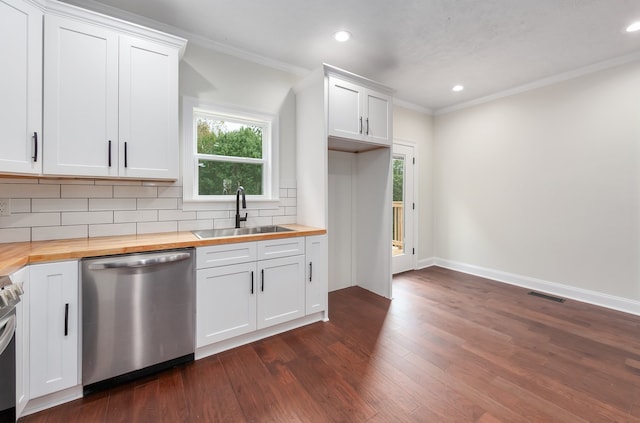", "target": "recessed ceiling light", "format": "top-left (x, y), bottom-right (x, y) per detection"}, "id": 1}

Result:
top-left (626, 21), bottom-right (640, 32)
top-left (334, 31), bottom-right (351, 42)
top-left (452, 85), bottom-right (464, 92)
